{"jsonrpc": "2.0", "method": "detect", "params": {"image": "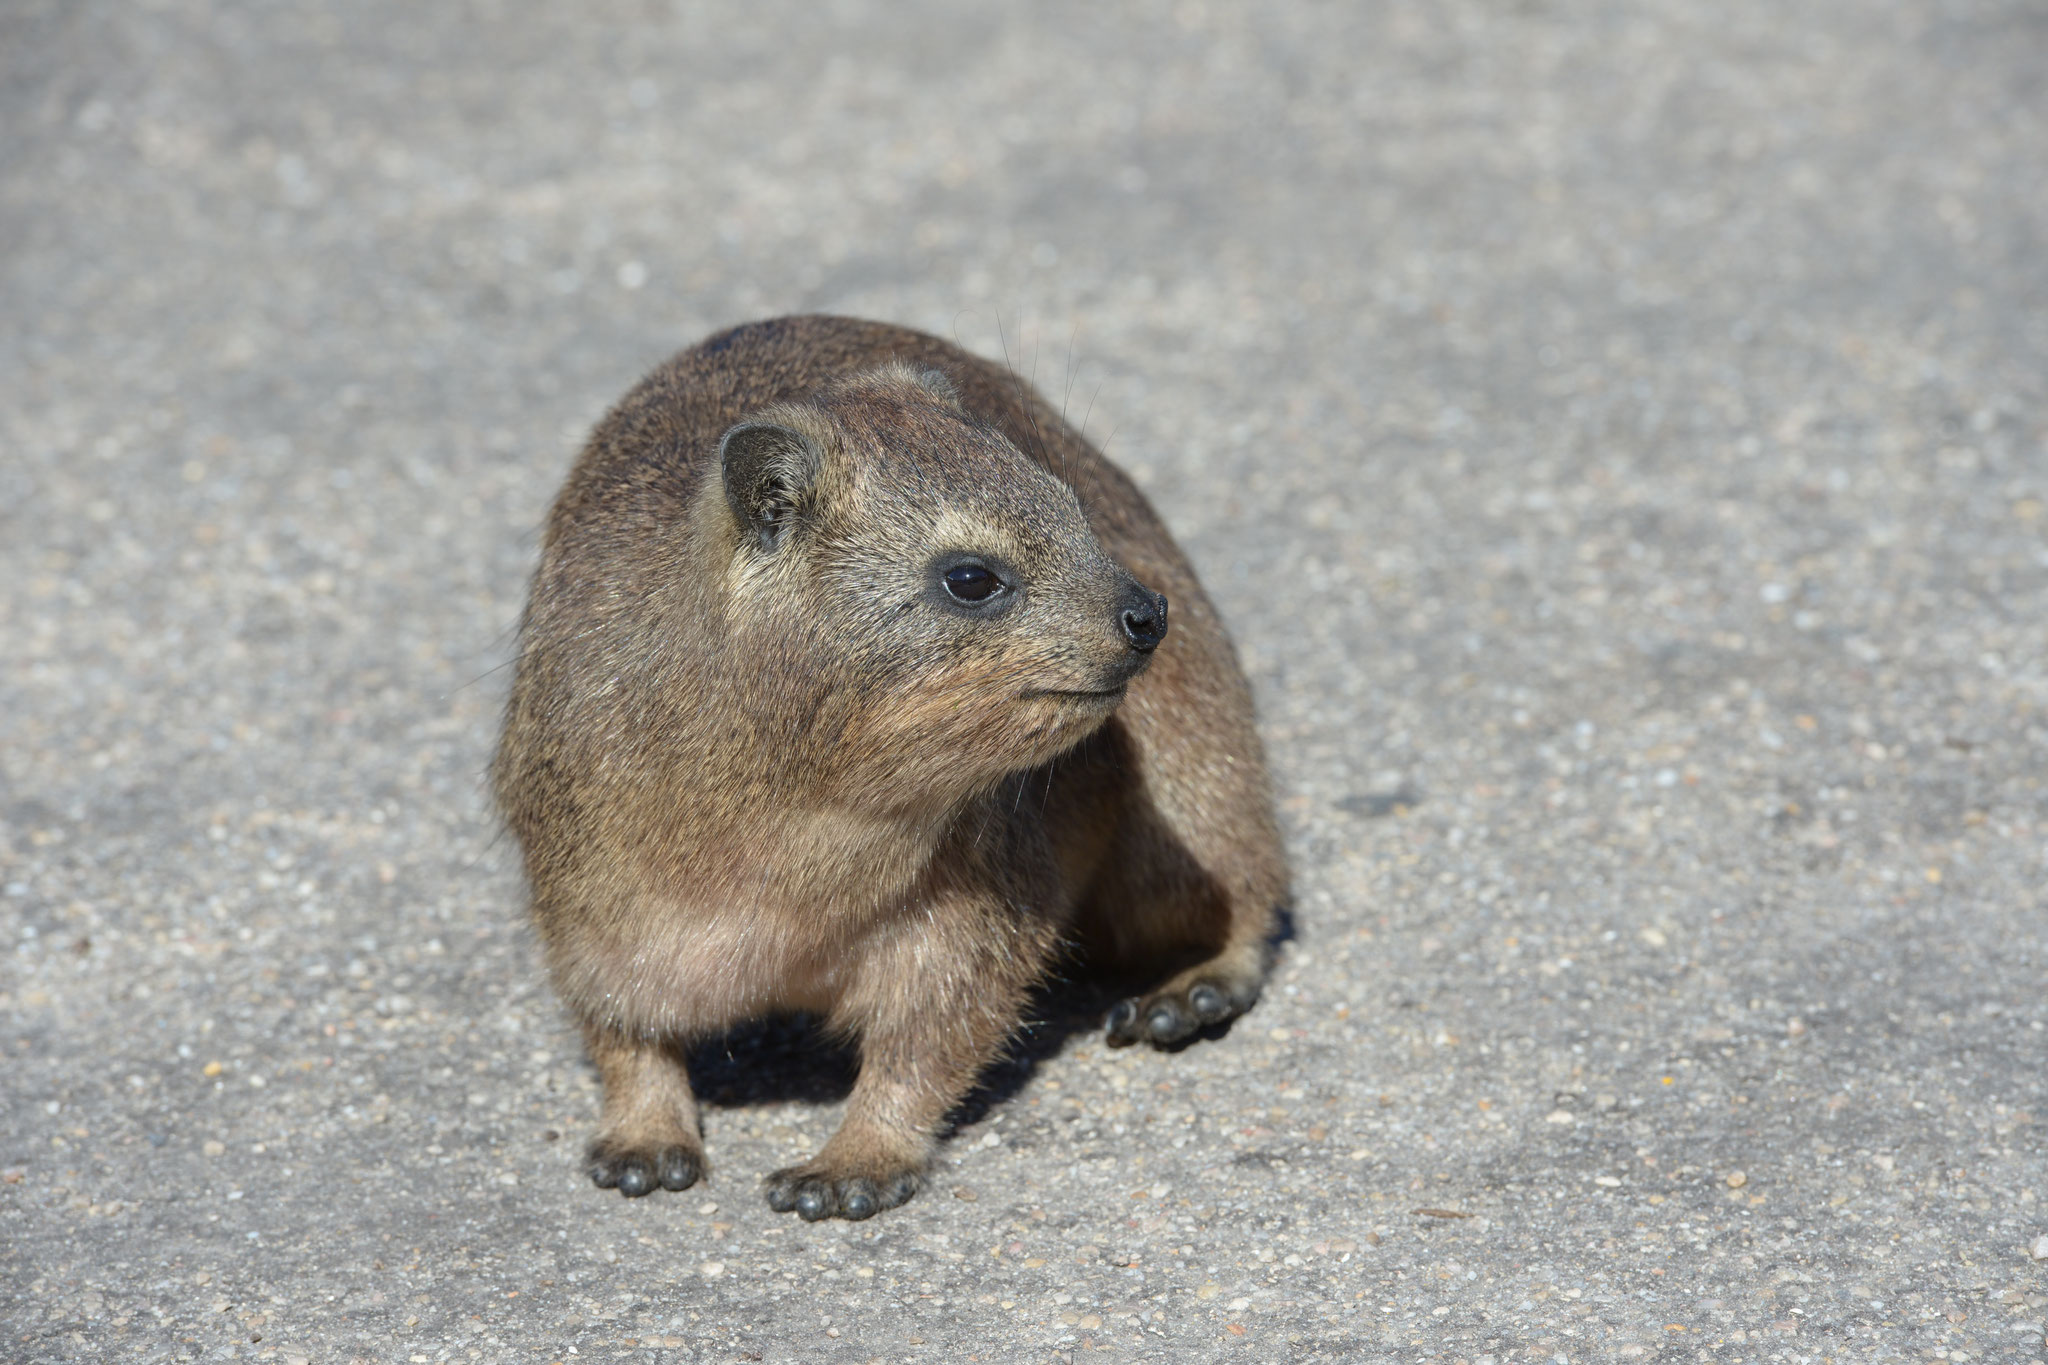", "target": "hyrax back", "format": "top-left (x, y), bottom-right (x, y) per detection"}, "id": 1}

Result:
top-left (494, 315), bottom-right (1287, 1219)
